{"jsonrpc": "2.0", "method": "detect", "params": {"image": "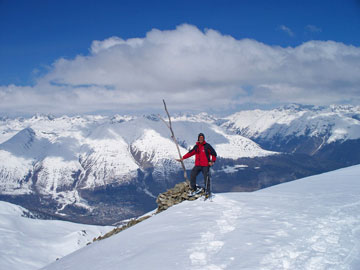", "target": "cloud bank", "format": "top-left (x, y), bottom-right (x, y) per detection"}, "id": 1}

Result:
top-left (1, 24), bottom-right (360, 115)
